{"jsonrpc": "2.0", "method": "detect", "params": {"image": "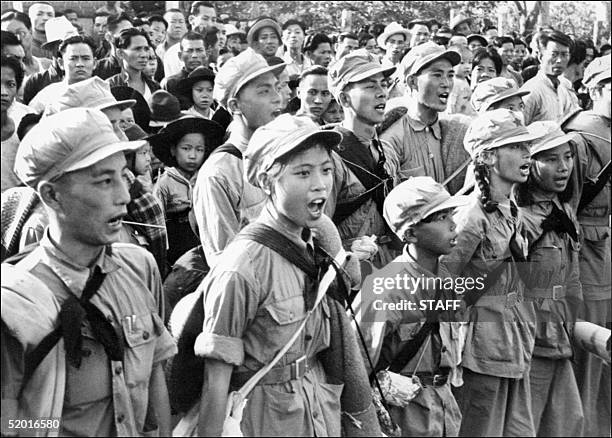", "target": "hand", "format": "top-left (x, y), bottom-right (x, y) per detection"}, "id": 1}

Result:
top-left (350, 235), bottom-right (379, 261)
